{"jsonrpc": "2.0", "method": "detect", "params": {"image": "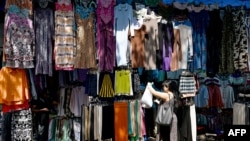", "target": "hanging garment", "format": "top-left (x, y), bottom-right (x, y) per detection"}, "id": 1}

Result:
top-left (232, 8), bottom-right (248, 71)
top-left (130, 24), bottom-right (147, 68)
top-left (144, 18), bottom-right (159, 70)
top-left (69, 86), bottom-right (89, 117)
top-left (5, 0), bottom-right (33, 15)
top-left (114, 101), bottom-right (128, 141)
top-left (170, 28), bottom-right (181, 71)
top-left (219, 8), bottom-right (235, 73)
top-left (4, 5), bottom-right (35, 68)
top-left (194, 83), bottom-right (209, 108)
top-left (85, 73), bottom-right (98, 96)
top-left (99, 72), bottom-right (115, 98)
top-left (189, 9), bottom-right (210, 71)
top-left (34, 6), bottom-right (54, 76)
top-left (115, 69), bottom-right (132, 96)
top-left (102, 104), bottom-right (114, 140)
top-left (158, 20), bottom-right (174, 71)
top-left (207, 83), bottom-right (224, 108)
top-left (128, 100), bottom-right (143, 140)
top-left (246, 14), bottom-right (250, 71)
top-left (206, 9), bottom-right (222, 74)
top-left (219, 79), bottom-right (235, 108)
top-left (178, 73), bottom-right (197, 98)
top-left (11, 109), bottom-right (33, 141)
top-left (114, 3), bottom-right (134, 66)
top-left (74, 4), bottom-right (97, 69)
top-left (174, 20), bottom-right (193, 70)
top-left (97, 0), bottom-right (116, 71)
top-left (233, 102), bottom-right (249, 125)
top-left (0, 67), bottom-right (30, 109)
top-left (54, 2), bottom-right (76, 70)
top-left (131, 69), bottom-right (141, 97)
